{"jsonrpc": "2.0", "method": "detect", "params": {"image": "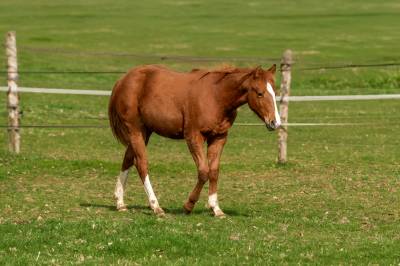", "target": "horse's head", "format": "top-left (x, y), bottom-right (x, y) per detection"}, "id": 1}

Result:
top-left (244, 65), bottom-right (281, 131)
